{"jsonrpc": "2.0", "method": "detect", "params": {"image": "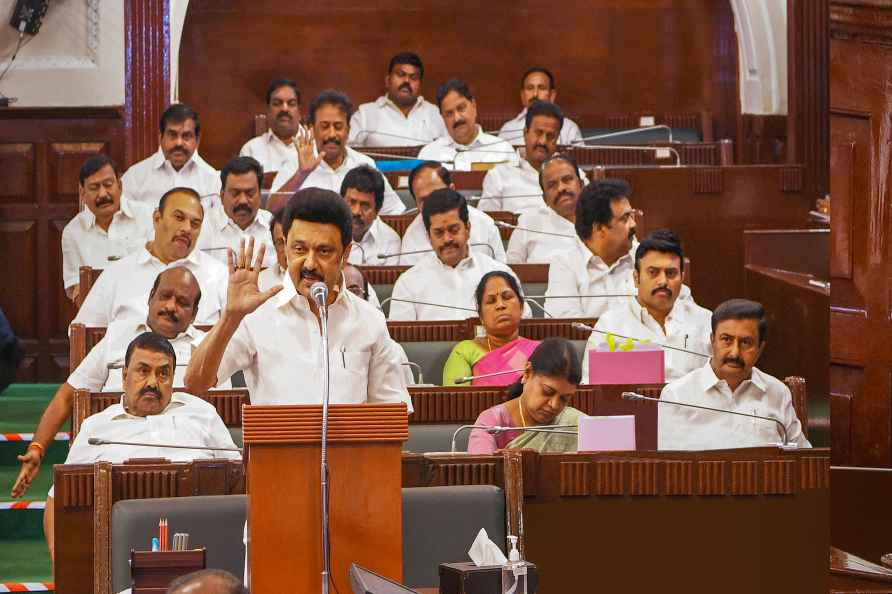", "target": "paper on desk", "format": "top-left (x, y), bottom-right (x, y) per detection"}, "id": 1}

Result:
top-left (468, 527), bottom-right (508, 567)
